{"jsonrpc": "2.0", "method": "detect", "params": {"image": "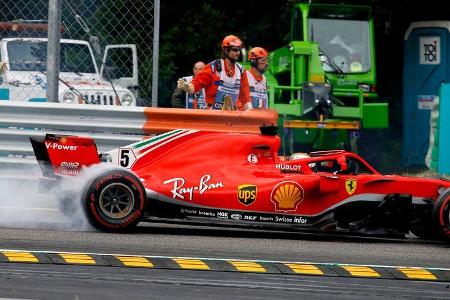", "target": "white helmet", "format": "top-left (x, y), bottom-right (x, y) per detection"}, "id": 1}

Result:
top-left (290, 153), bottom-right (310, 160)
